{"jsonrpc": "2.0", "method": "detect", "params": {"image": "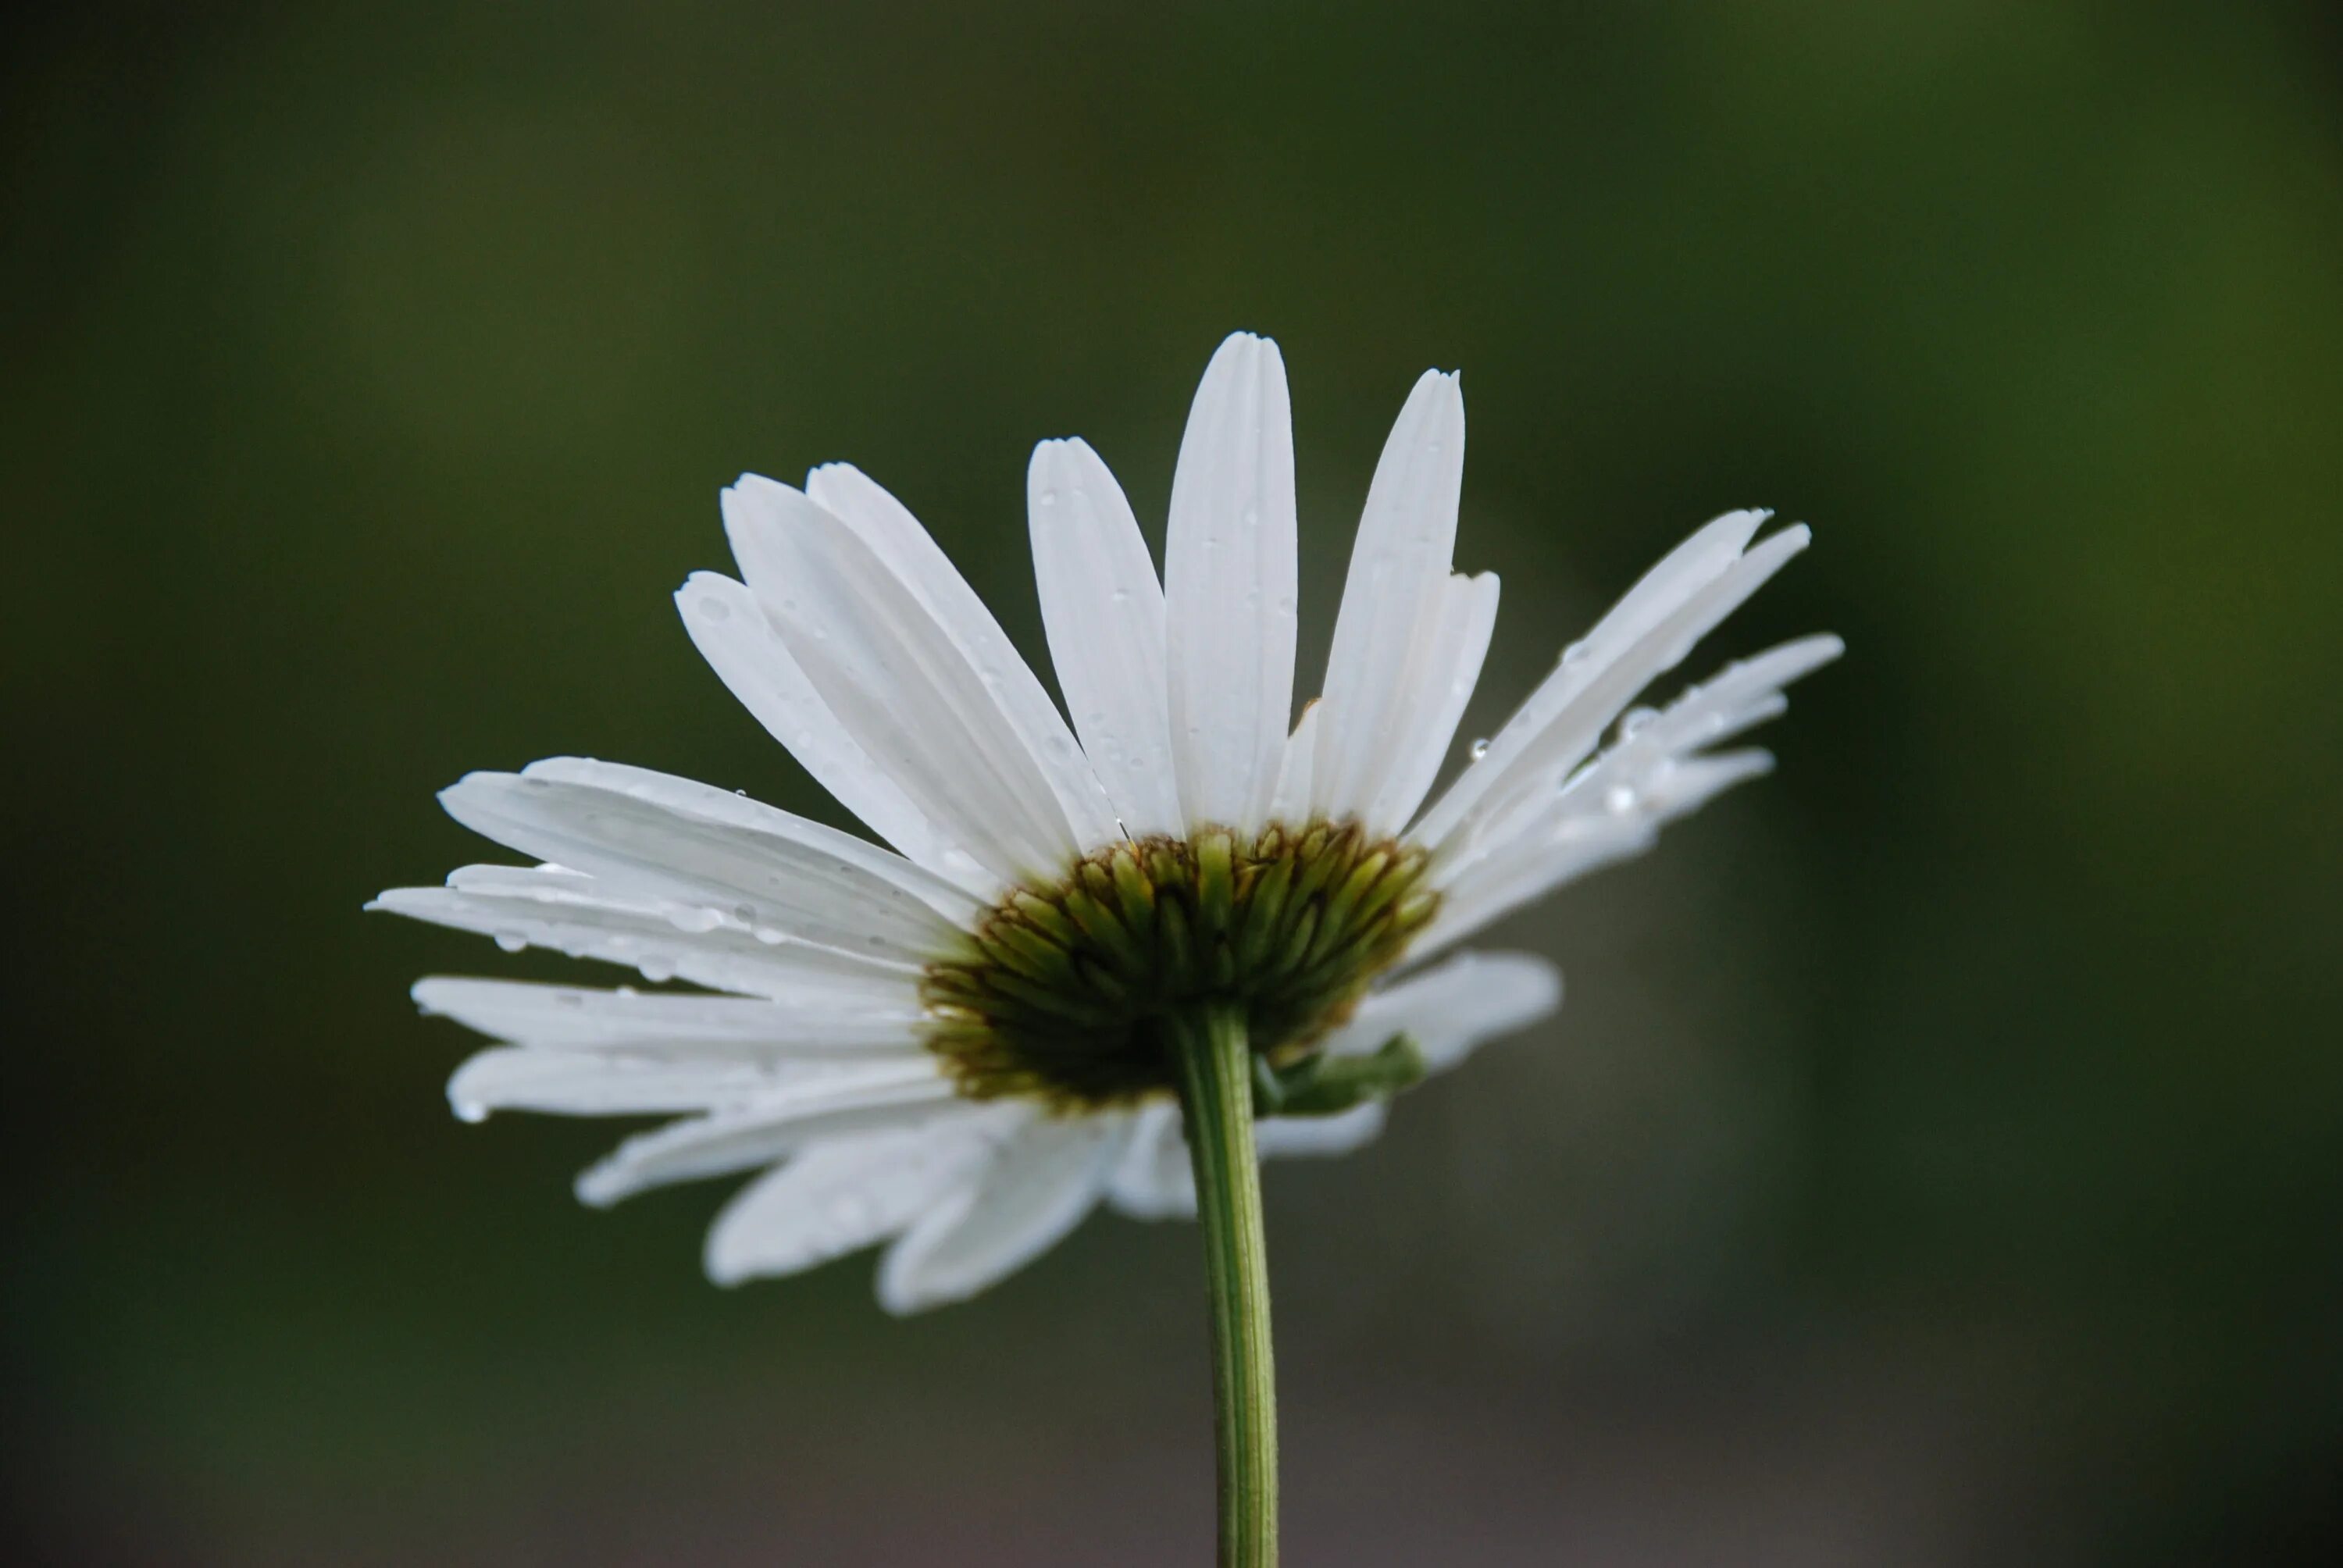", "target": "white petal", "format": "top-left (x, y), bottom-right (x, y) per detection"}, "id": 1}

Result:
top-left (724, 477), bottom-right (1096, 884)
top-left (804, 465), bottom-right (1126, 848)
top-left (1164, 332), bottom-right (1298, 833)
top-left (1254, 1101), bottom-right (1389, 1157)
top-left (574, 1062), bottom-right (959, 1206)
top-left (676, 571), bottom-right (991, 896)
top-left (1417, 631), bottom-right (1841, 954)
top-left (413, 977), bottom-right (925, 1059)
top-left (1435, 637), bottom-right (1840, 884)
top-left (1582, 508), bottom-right (1778, 656)
top-left (1414, 516), bottom-right (1810, 857)
top-left (1361, 569), bottom-right (1500, 833)
top-left (1328, 950), bottom-right (1562, 1072)
top-left (1629, 634), bottom-right (1844, 756)
top-left (1411, 833), bottom-right (1649, 962)
top-left (1265, 701), bottom-right (1321, 825)
top-left (876, 1112), bottom-right (1122, 1313)
top-left (370, 865), bottom-right (917, 1003)
top-left (702, 1110), bottom-right (1016, 1286)
top-left (448, 1046), bottom-right (850, 1119)
top-left (436, 760), bottom-right (976, 964)
top-left (1414, 751), bottom-right (1777, 960)
top-left (1027, 438), bottom-right (1184, 839)
top-left (1311, 369), bottom-right (1468, 826)
top-left (1411, 510), bottom-right (1769, 850)
top-left (1104, 1101), bottom-right (1194, 1220)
